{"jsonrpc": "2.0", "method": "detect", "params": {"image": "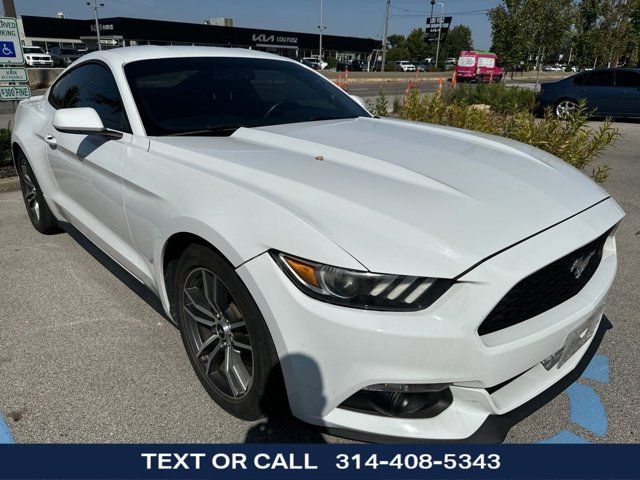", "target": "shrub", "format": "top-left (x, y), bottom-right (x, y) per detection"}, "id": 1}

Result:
top-left (366, 89), bottom-right (390, 117)
top-left (399, 89), bottom-right (616, 183)
top-left (0, 127), bottom-right (11, 168)
top-left (443, 82), bottom-right (537, 115)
